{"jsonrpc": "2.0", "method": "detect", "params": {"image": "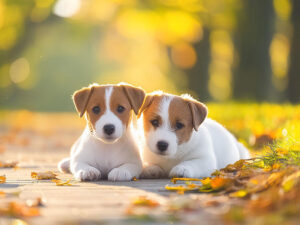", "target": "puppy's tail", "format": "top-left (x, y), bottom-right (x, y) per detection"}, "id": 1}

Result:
top-left (58, 158), bottom-right (70, 173)
top-left (237, 142), bottom-right (250, 159)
